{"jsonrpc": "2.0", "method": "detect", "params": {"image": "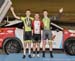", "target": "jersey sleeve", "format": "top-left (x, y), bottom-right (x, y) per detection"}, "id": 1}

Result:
top-left (41, 21), bottom-right (44, 30)
top-left (30, 17), bottom-right (34, 21)
top-left (20, 17), bottom-right (26, 22)
top-left (31, 21), bottom-right (34, 29)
